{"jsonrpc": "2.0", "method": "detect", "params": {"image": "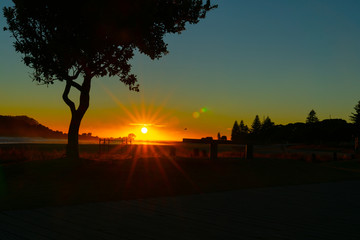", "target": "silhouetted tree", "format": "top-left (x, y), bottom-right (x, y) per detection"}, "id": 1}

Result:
top-left (251, 115), bottom-right (262, 134)
top-left (229, 117), bottom-right (353, 144)
top-left (261, 116), bottom-right (274, 132)
top-left (231, 121), bottom-right (241, 141)
top-left (306, 110), bottom-right (319, 124)
top-left (317, 119), bottom-right (352, 143)
top-left (350, 100), bottom-right (360, 135)
top-left (259, 116), bottom-right (275, 142)
top-left (128, 133), bottom-right (136, 144)
top-left (239, 120), bottom-right (249, 133)
top-left (3, 0), bottom-right (216, 159)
